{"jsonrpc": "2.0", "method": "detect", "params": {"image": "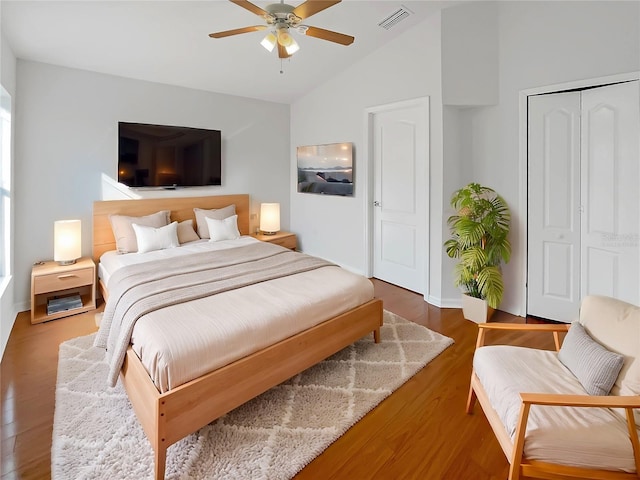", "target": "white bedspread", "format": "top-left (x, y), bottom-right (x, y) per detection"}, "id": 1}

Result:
top-left (99, 238), bottom-right (375, 393)
top-left (99, 237), bottom-right (258, 286)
